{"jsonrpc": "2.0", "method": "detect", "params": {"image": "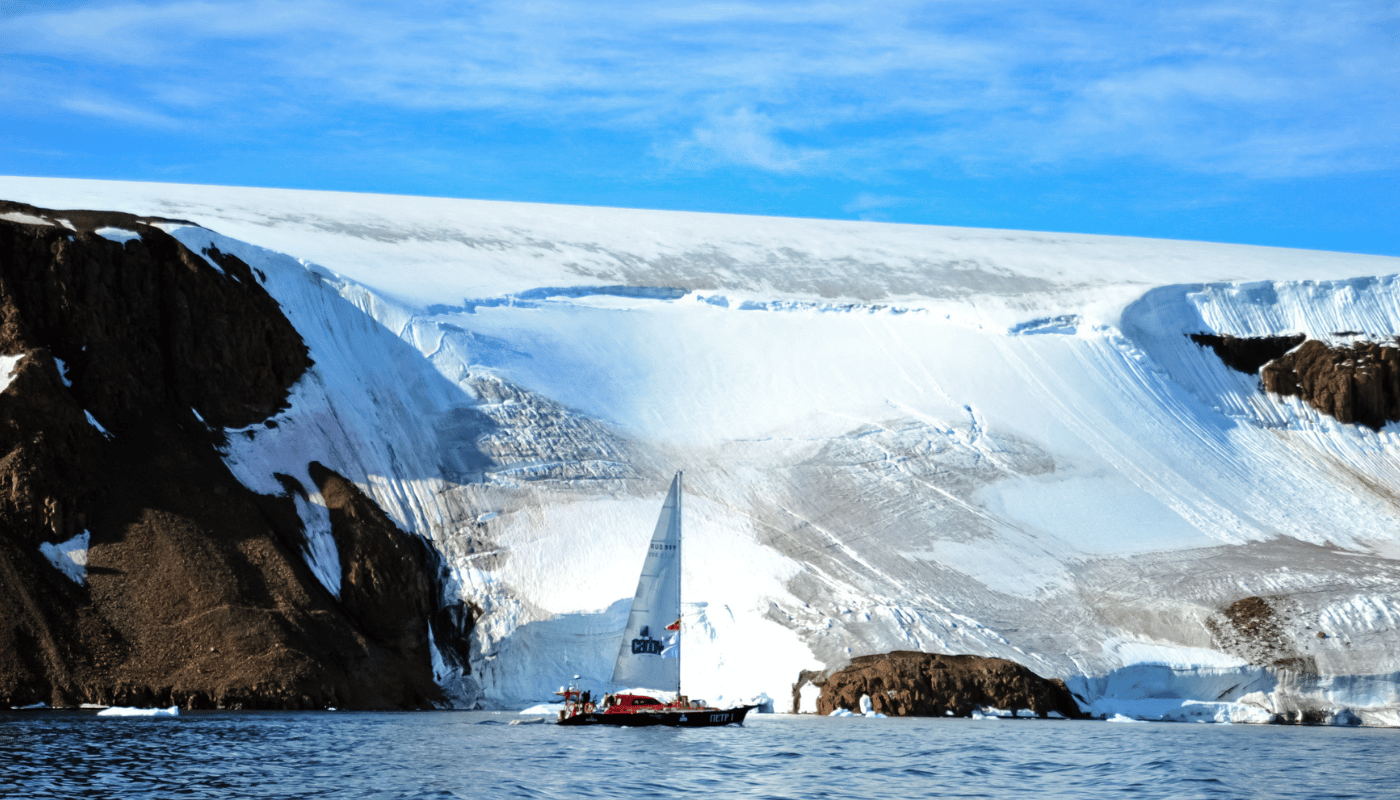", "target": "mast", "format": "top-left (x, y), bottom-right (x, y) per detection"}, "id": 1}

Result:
top-left (675, 470), bottom-right (683, 697)
top-left (611, 471), bottom-right (684, 693)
